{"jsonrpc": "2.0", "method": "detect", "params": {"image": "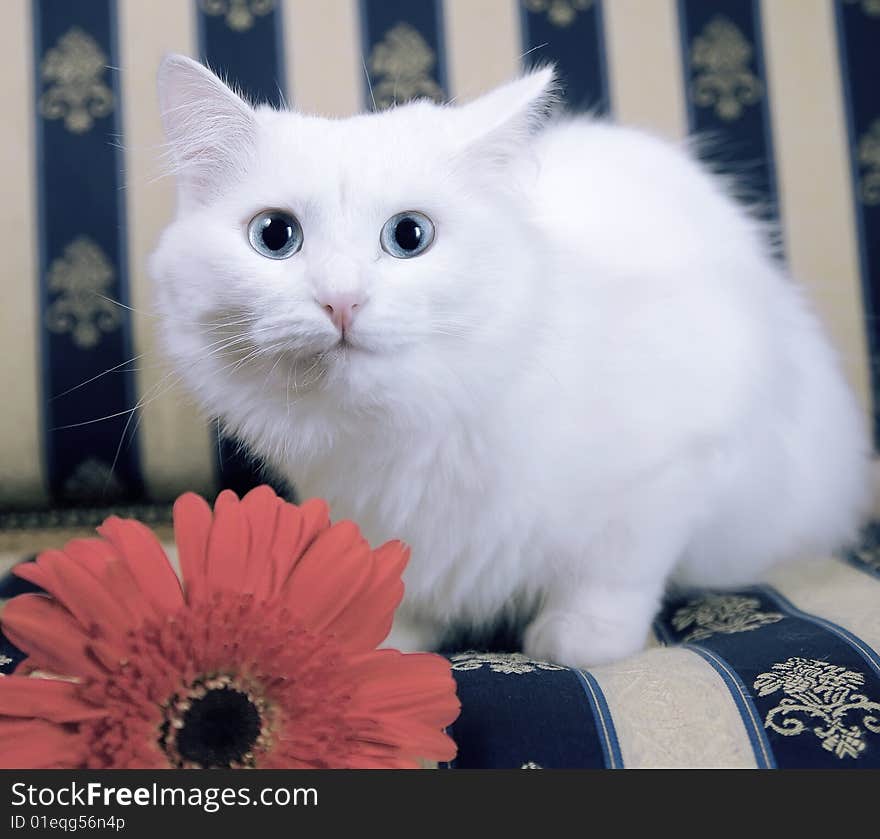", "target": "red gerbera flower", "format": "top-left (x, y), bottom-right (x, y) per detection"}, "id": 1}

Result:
top-left (0, 486), bottom-right (459, 768)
